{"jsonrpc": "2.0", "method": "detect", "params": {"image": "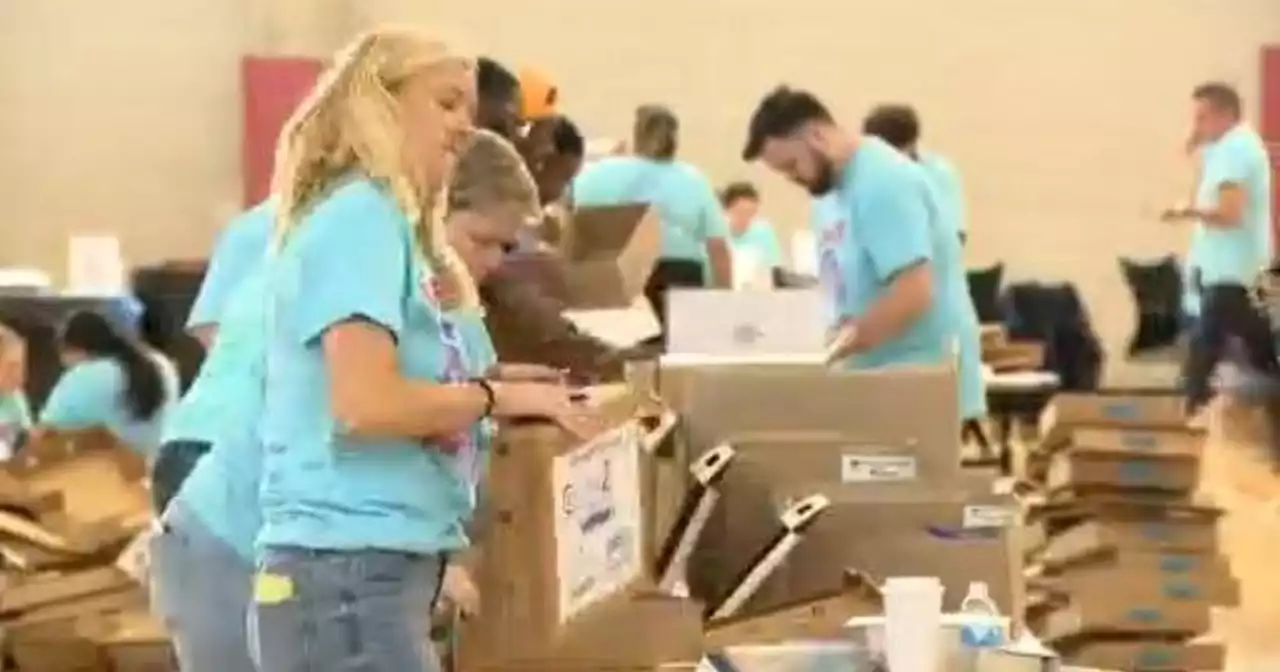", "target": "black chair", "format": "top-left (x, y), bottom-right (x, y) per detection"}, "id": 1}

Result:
top-left (1119, 255), bottom-right (1187, 359)
top-left (966, 263), bottom-right (1004, 323)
